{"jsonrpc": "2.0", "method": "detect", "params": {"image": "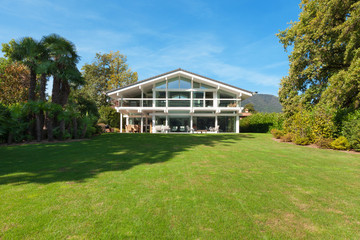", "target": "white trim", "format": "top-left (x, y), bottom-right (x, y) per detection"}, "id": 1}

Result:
top-left (108, 70), bottom-right (252, 97)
